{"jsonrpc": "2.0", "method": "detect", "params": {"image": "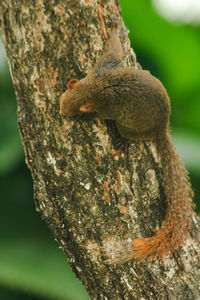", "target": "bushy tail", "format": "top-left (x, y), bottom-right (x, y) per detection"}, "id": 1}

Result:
top-left (103, 133), bottom-right (194, 263)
